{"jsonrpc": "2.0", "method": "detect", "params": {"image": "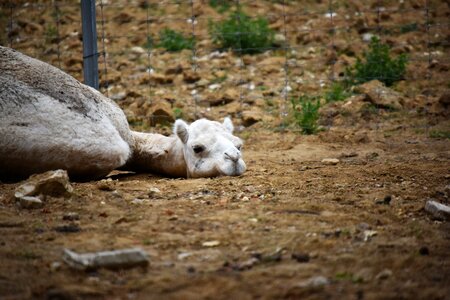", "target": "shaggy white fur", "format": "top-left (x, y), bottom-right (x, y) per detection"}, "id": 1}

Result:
top-left (0, 46), bottom-right (246, 180)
